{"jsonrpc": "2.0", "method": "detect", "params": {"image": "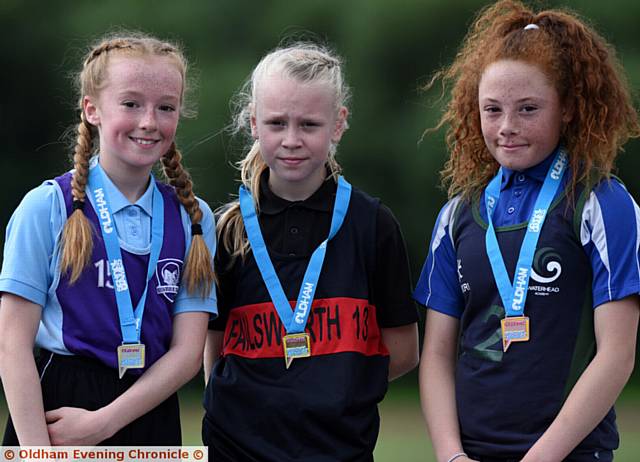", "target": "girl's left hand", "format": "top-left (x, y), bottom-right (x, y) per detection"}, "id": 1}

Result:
top-left (45, 407), bottom-right (111, 445)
